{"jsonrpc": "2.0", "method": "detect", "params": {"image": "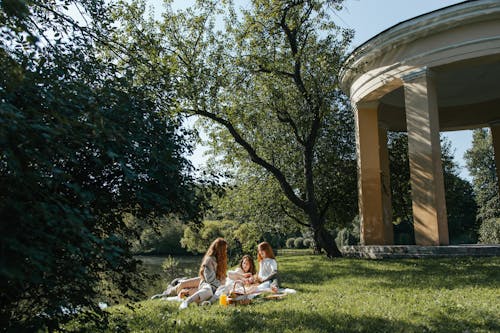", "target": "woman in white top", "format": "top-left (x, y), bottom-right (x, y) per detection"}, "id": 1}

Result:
top-left (255, 241), bottom-right (279, 292)
top-left (179, 237), bottom-right (228, 309)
